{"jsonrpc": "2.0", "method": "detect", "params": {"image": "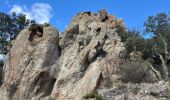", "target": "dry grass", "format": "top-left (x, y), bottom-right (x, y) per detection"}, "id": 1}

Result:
top-left (118, 61), bottom-right (148, 83)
